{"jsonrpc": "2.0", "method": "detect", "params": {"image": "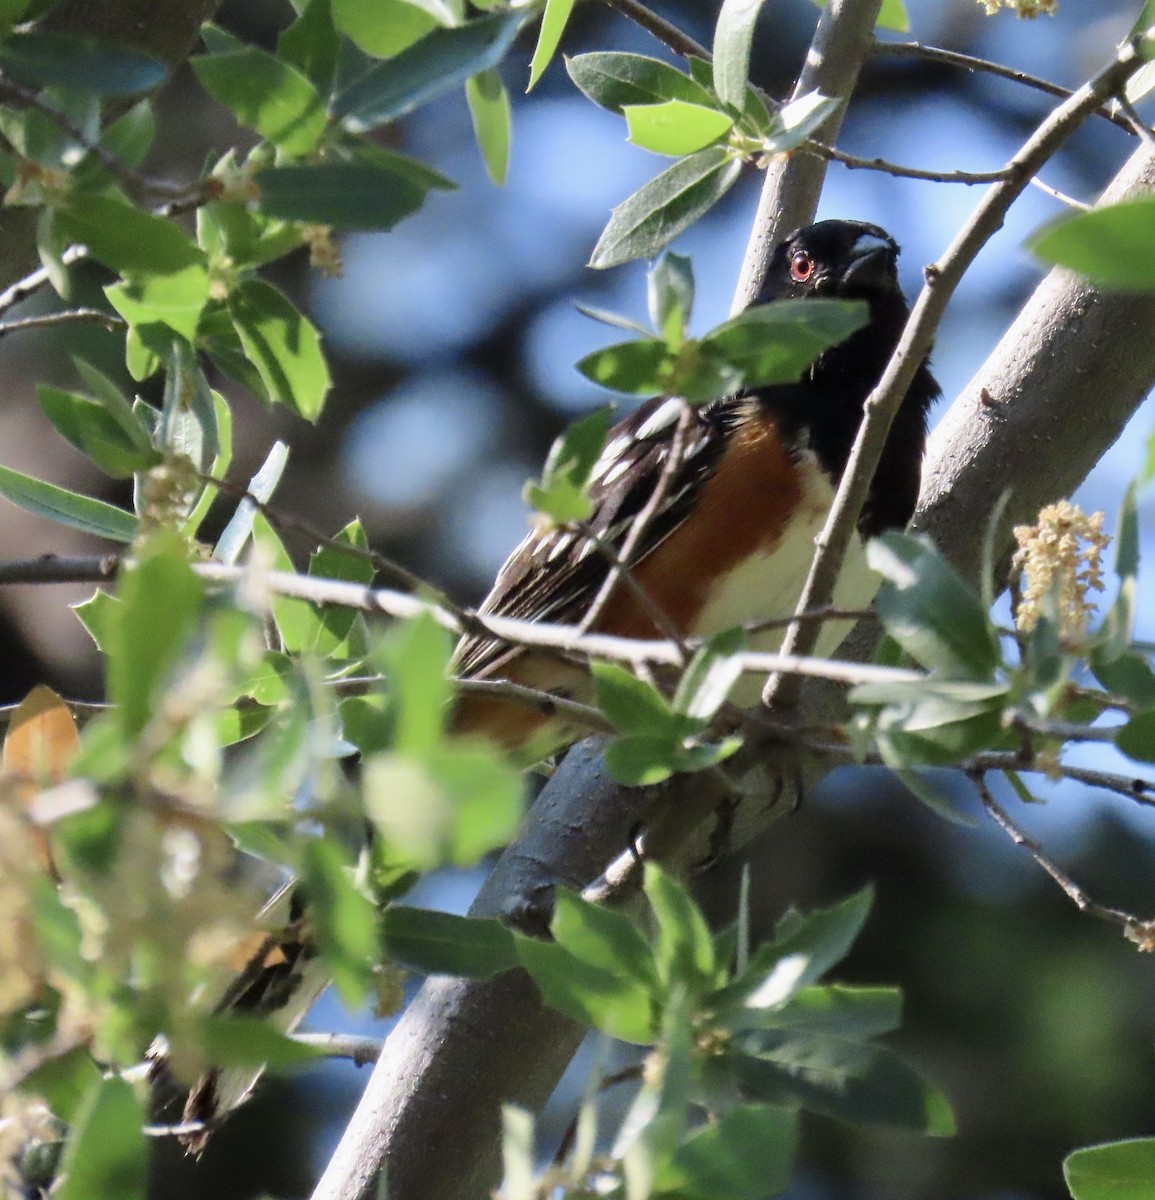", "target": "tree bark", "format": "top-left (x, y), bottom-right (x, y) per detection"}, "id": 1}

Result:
top-left (312, 136), bottom-right (1155, 1200)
